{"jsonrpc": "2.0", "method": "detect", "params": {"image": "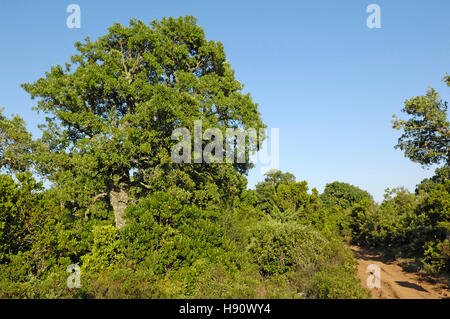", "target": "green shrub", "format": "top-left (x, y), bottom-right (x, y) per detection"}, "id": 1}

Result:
top-left (308, 265), bottom-right (368, 299)
top-left (247, 220), bottom-right (328, 276)
top-left (81, 225), bottom-right (125, 273)
top-left (423, 240), bottom-right (450, 273)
